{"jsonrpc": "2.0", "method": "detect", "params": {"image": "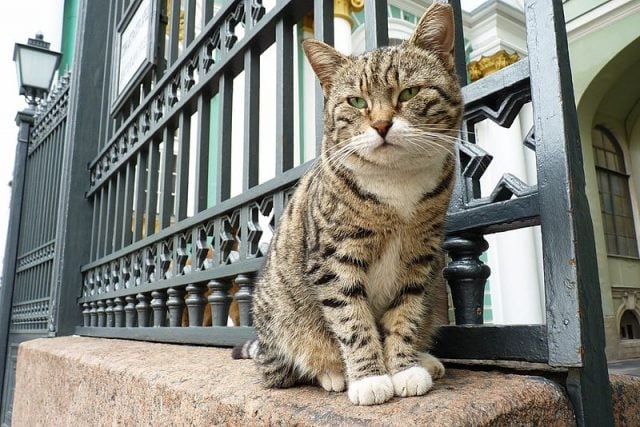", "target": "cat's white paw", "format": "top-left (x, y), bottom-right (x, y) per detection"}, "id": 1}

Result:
top-left (391, 366), bottom-right (433, 397)
top-left (347, 375), bottom-right (394, 405)
top-left (318, 371), bottom-right (346, 392)
top-left (418, 352), bottom-right (445, 380)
